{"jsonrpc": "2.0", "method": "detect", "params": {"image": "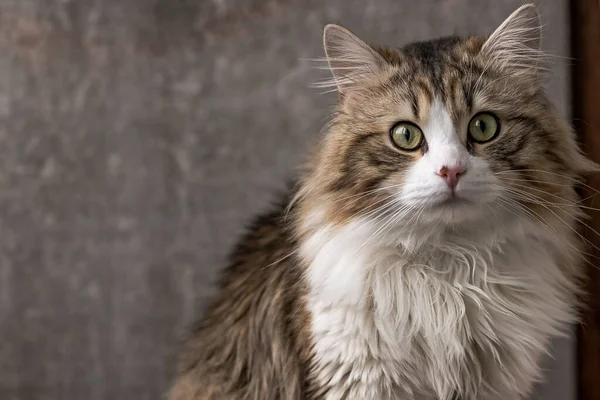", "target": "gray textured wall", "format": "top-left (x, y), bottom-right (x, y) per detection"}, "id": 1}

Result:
top-left (0, 0), bottom-right (572, 399)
